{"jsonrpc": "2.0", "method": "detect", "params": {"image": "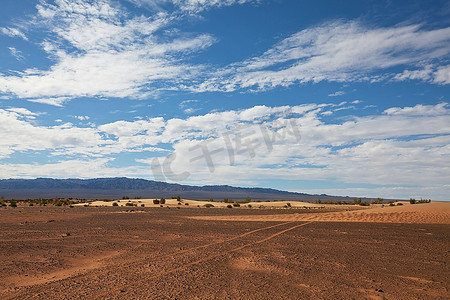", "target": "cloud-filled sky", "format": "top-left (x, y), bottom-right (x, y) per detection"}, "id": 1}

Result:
top-left (0, 0), bottom-right (449, 200)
